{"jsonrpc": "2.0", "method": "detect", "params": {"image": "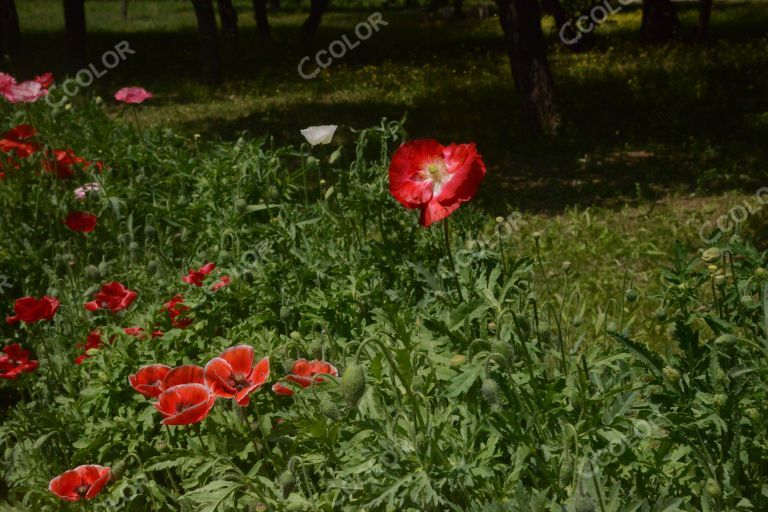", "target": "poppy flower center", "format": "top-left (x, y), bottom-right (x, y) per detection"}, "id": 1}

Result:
top-left (76, 484), bottom-right (90, 497)
top-left (228, 372), bottom-right (248, 389)
top-left (420, 159), bottom-right (451, 194)
top-left (175, 401), bottom-right (193, 413)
